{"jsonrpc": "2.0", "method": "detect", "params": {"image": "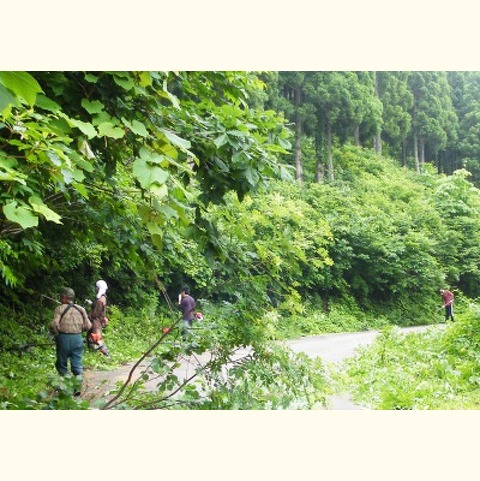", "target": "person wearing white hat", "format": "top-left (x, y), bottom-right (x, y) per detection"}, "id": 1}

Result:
top-left (86, 279), bottom-right (110, 356)
top-left (91, 280), bottom-right (108, 323)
